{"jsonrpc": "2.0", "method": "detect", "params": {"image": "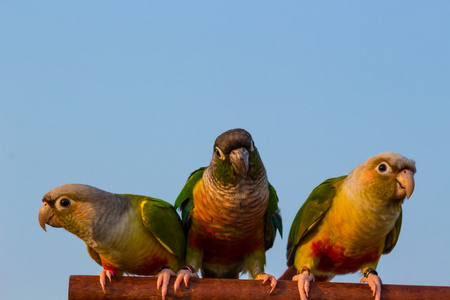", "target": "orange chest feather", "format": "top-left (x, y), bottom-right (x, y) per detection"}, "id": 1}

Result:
top-left (188, 181), bottom-right (266, 264)
top-left (191, 180), bottom-right (267, 239)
